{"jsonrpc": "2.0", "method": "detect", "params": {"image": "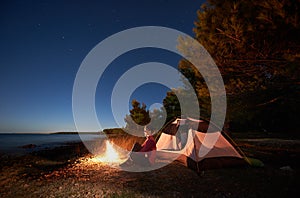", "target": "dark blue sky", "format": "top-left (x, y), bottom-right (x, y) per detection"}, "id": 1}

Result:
top-left (0, 0), bottom-right (204, 132)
